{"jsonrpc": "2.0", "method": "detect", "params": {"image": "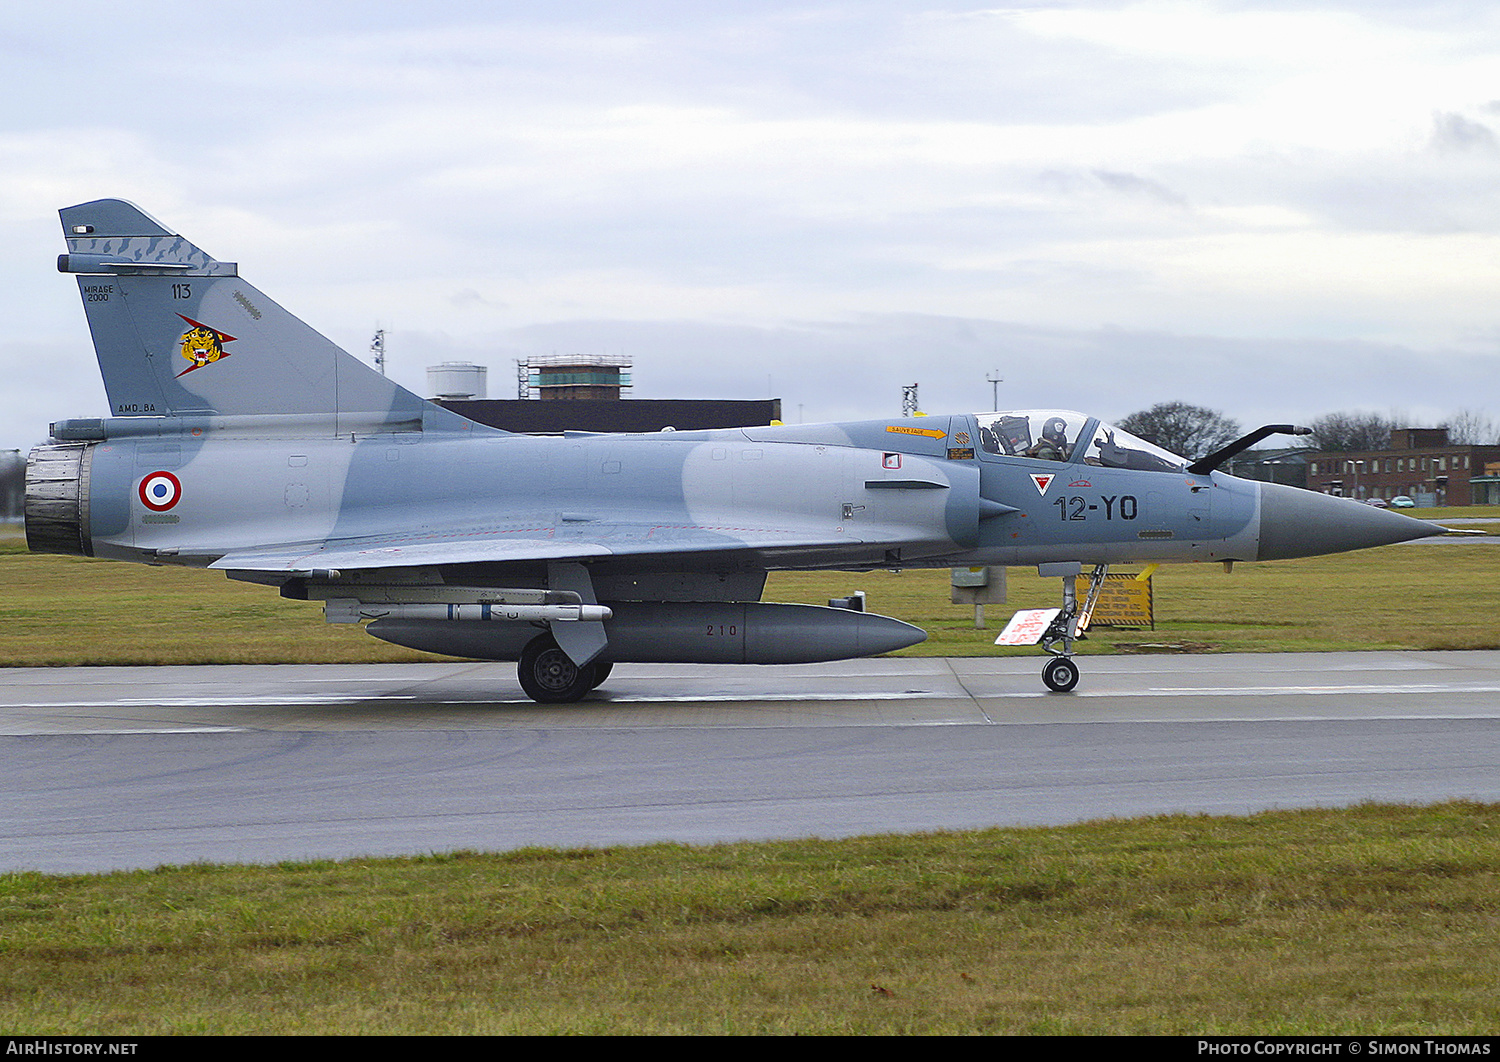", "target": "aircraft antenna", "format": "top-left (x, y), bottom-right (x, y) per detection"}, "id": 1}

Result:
top-left (370, 329), bottom-right (386, 376)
